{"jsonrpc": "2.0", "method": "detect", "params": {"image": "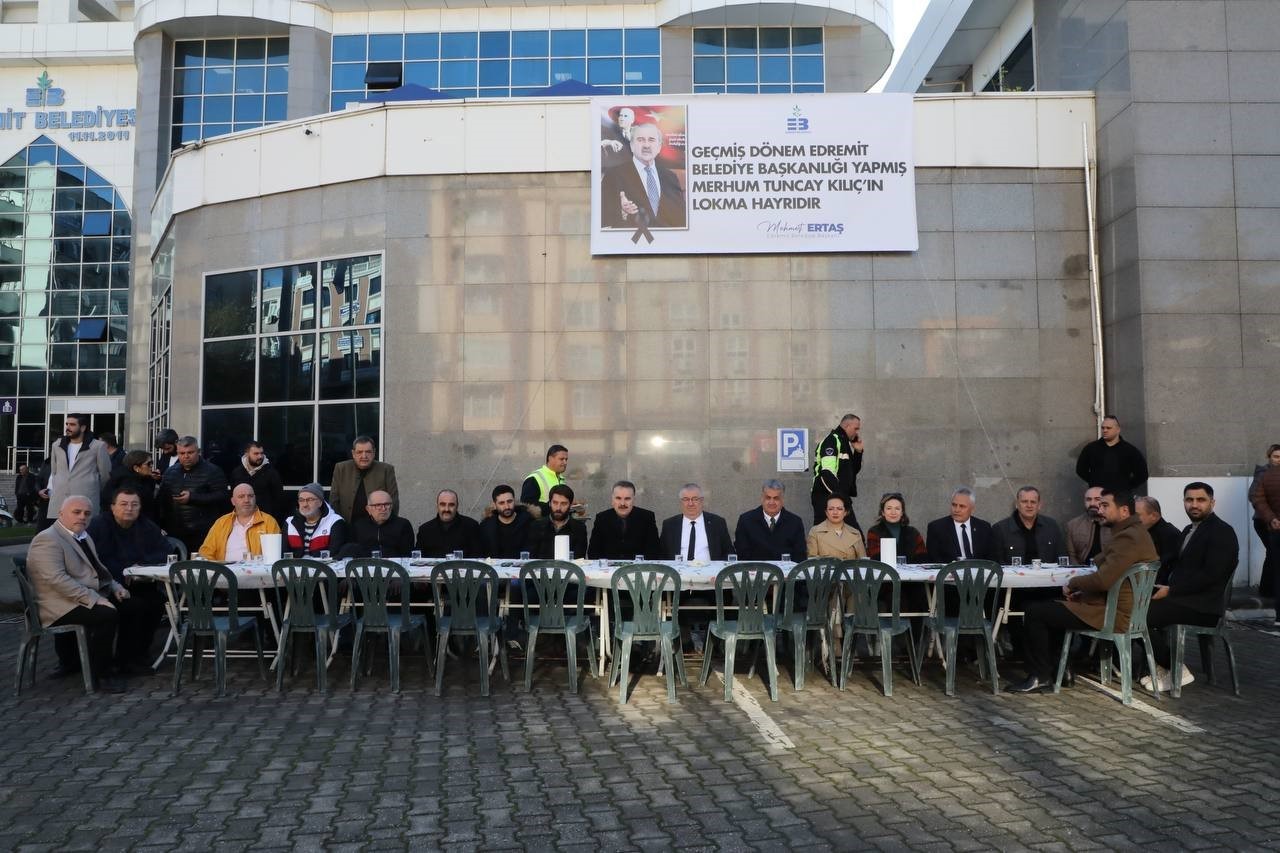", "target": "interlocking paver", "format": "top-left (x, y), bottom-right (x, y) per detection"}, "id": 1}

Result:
top-left (4, 617), bottom-right (1280, 849)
